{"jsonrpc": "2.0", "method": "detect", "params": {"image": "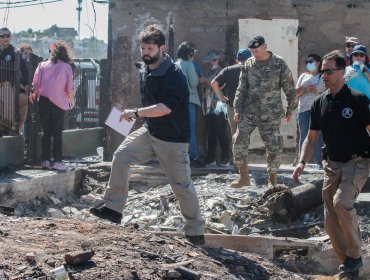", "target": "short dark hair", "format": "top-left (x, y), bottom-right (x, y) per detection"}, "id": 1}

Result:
top-left (139, 24), bottom-right (165, 47)
top-left (322, 50), bottom-right (346, 70)
top-left (176, 41), bottom-right (195, 60)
